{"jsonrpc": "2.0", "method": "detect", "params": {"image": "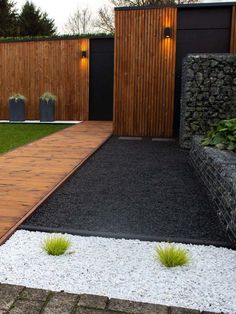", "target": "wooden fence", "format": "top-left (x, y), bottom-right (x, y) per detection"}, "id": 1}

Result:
top-left (0, 39), bottom-right (89, 121)
top-left (230, 6), bottom-right (236, 52)
top-left (113, 7), bottom-right (177, 137)
top-left (0, 4), bottom-right (234, 129)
